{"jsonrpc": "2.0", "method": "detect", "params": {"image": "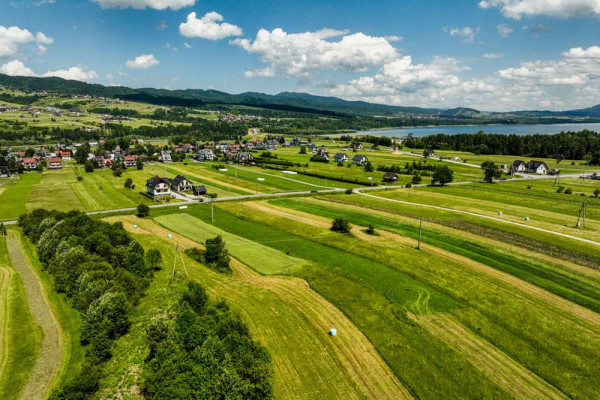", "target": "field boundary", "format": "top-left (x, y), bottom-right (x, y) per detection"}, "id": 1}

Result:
top-left (6, 230), bottom-right (64, 400)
